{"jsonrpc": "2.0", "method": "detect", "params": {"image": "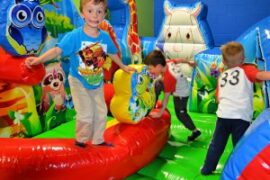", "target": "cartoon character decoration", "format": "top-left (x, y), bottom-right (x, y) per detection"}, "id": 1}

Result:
top-left (99, 20), bottom-right (121, 82)
top-left (210, 62), bottom-right (224, 78)
top-left (41, 62), bottom-right (66, 112)
top-left (77, 42), bottom-right (111, 85)
top-left (156, 1), bottom-right (213, 77)
top-left (131, 69), bottom-right (156, 119)
top-left (110, 65), bottom-right (155, 124)
top-left (0, 0), bottom-right (47, 56)
top-left (0, 46), bottom-right (45, 137)
top-left (0, 0), bottom-right (47, 138)
top-left (0, 80), bottom-right (42, 137)
top-left (126, 0), bottom-right (142, 64)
